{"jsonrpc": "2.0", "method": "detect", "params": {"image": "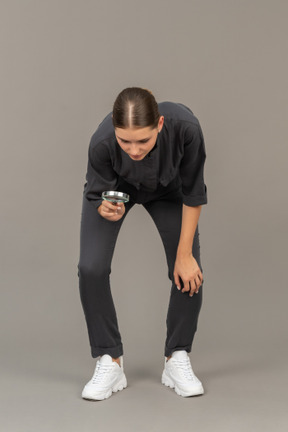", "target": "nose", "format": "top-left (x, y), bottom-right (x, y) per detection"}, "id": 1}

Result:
top-left (129, 145), bottom-right (140, 156)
